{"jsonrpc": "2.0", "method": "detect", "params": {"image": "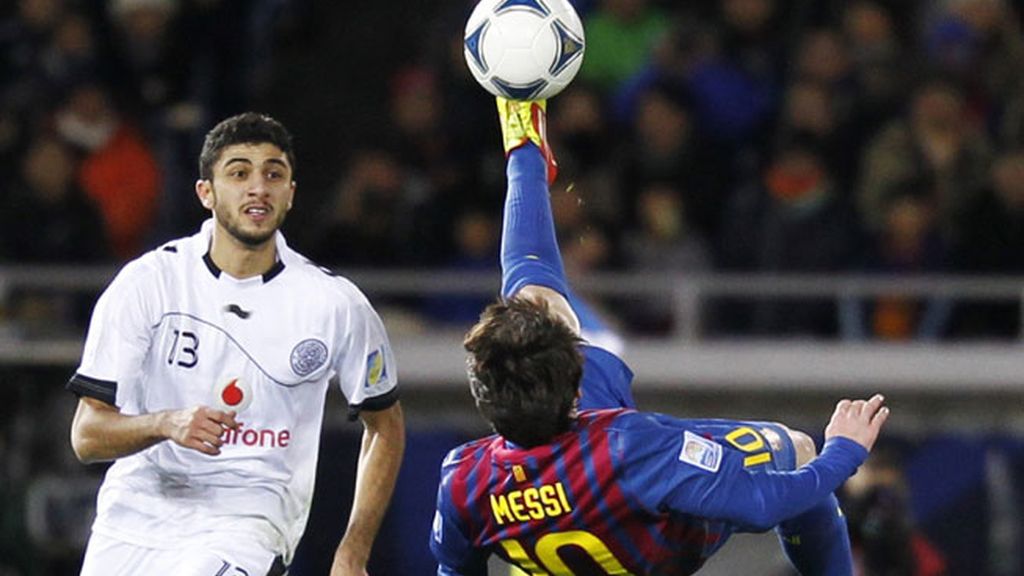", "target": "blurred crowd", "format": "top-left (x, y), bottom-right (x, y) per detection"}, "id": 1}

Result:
top-left (2, 2), bottom-right (1023, 574)
top-left (3, 0), bottom-right (1024, 342)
